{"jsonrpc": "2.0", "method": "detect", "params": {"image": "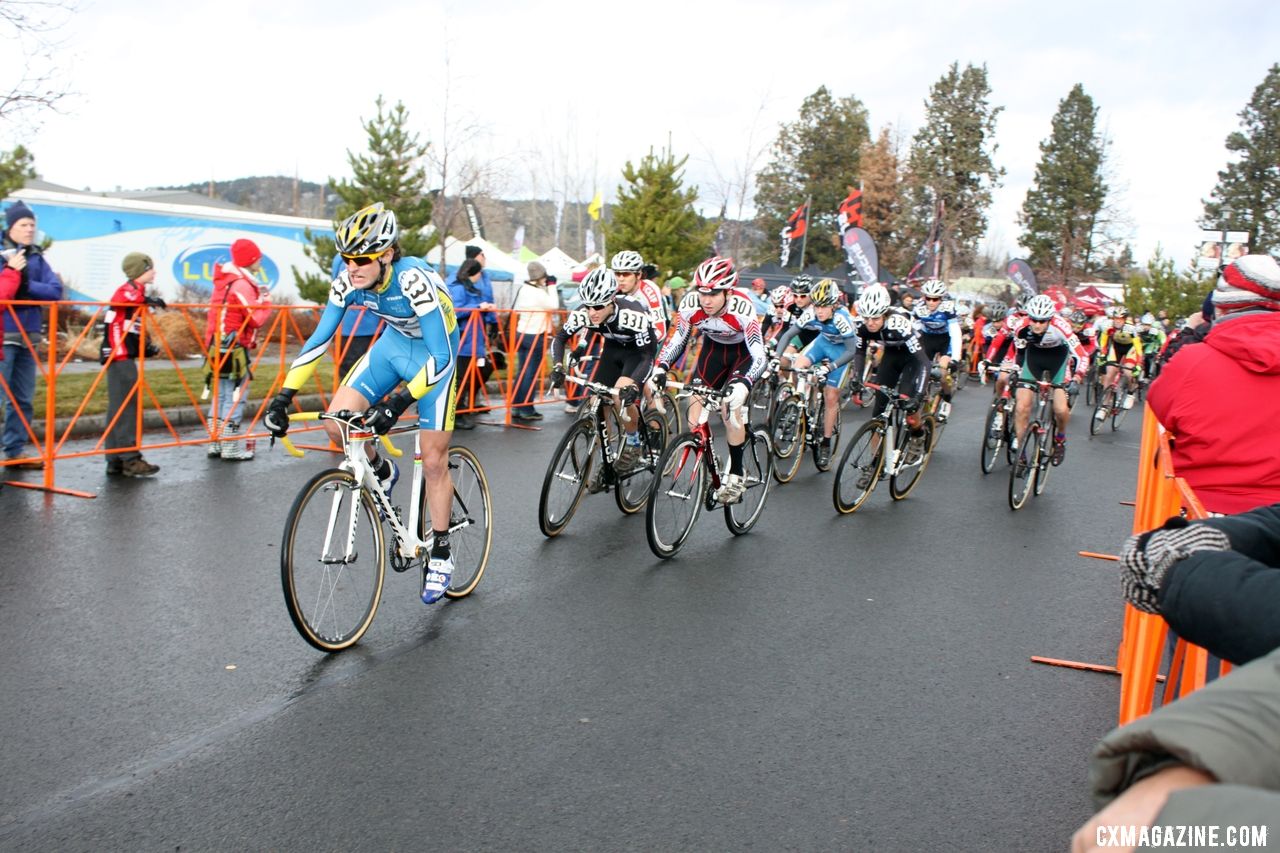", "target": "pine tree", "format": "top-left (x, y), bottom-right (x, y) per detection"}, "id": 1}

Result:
top-left (1201, 63), bottom-right (1280, 254)
top-left (899, 63), bottom-right (1004, 280)
top-left (0, 145), bottom-right (36, 200)
top-left (1017, 84), bottom-right (1108, 287)
top-left (294, 97), bottom-right (433, 302)
top-left (604, 147), bottom-right (717, 278)
top-left (754, 86), bottom-right (870, 268)
top-left (859, 126), bottom-right (903, 273)
top-left (1123, 245), bottom-right (1212, 319)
